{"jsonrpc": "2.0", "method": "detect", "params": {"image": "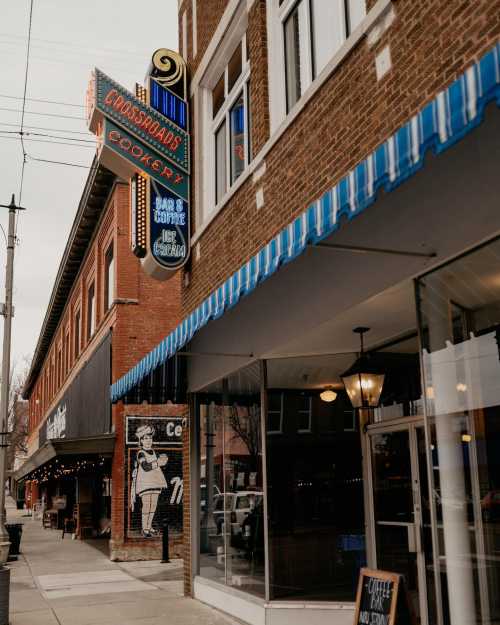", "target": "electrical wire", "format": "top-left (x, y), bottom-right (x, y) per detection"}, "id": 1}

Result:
top-left (0, 121), bottom-right (91, 135)
top-left (0, 129), bottom-right (95, 143)
top-left (27, 154), bottom-right (96, 169)
top-left (0, 134), bottom-right (95, 148)
top-left (18, 0), bottom-right (35, 213)
top-left (0, 31), bottom-right (149, 58)
top-left (0, 106), bottom-right (85, 121)
top-left (0, 49), bottom-right (145, 79)
top-left (0, 93), bottom-right (84, 109)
